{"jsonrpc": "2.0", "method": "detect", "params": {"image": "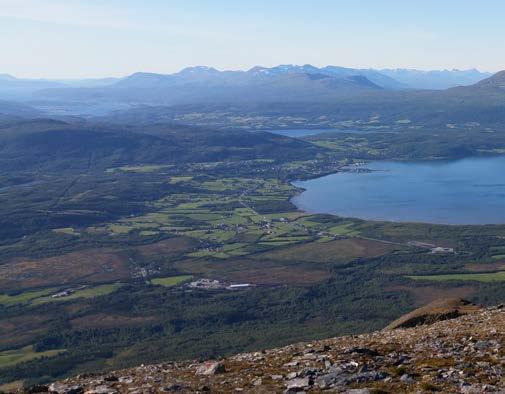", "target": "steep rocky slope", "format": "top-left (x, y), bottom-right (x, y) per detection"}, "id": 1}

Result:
top-left (27, 302), bottom-right (505, 393)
